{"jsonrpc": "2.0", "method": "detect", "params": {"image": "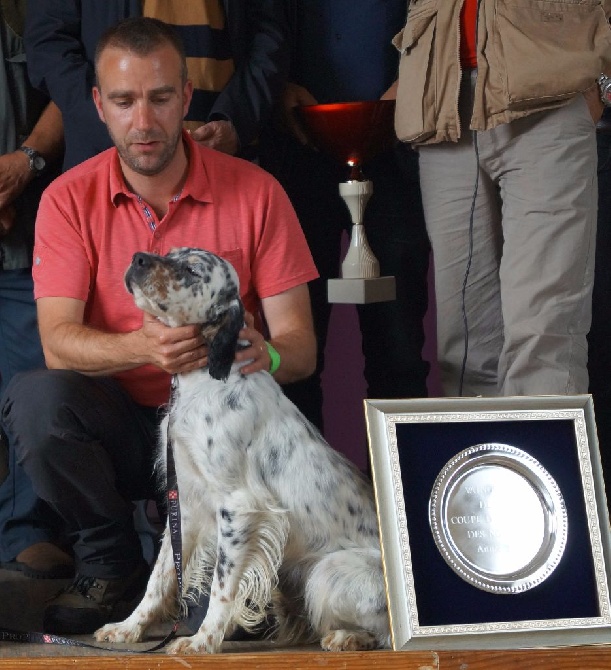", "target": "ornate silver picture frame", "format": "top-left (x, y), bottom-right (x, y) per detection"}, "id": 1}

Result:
top-left (364, 395), bottom-right (611, 650)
